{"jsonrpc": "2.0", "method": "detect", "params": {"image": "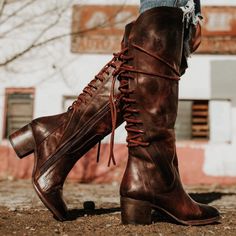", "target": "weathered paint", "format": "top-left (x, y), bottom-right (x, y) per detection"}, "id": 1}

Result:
top-left (71, 5), bottom-right (138, 54)
top-left (71, 5), bottom-right (236, 54)
top-left (1, 0), bottom-right (236, 184)
top-left (177, 143), bottom-right (236, 185)
top-left (204, 144), bottom-right (236, 177)
top-left (1, 143), bottom-right (236, 185)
